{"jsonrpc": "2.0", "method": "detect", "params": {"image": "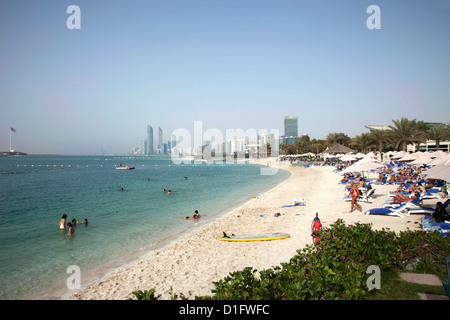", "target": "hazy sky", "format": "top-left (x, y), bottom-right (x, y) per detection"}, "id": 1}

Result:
top-left (1, 0), bottom-right (449, 155)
